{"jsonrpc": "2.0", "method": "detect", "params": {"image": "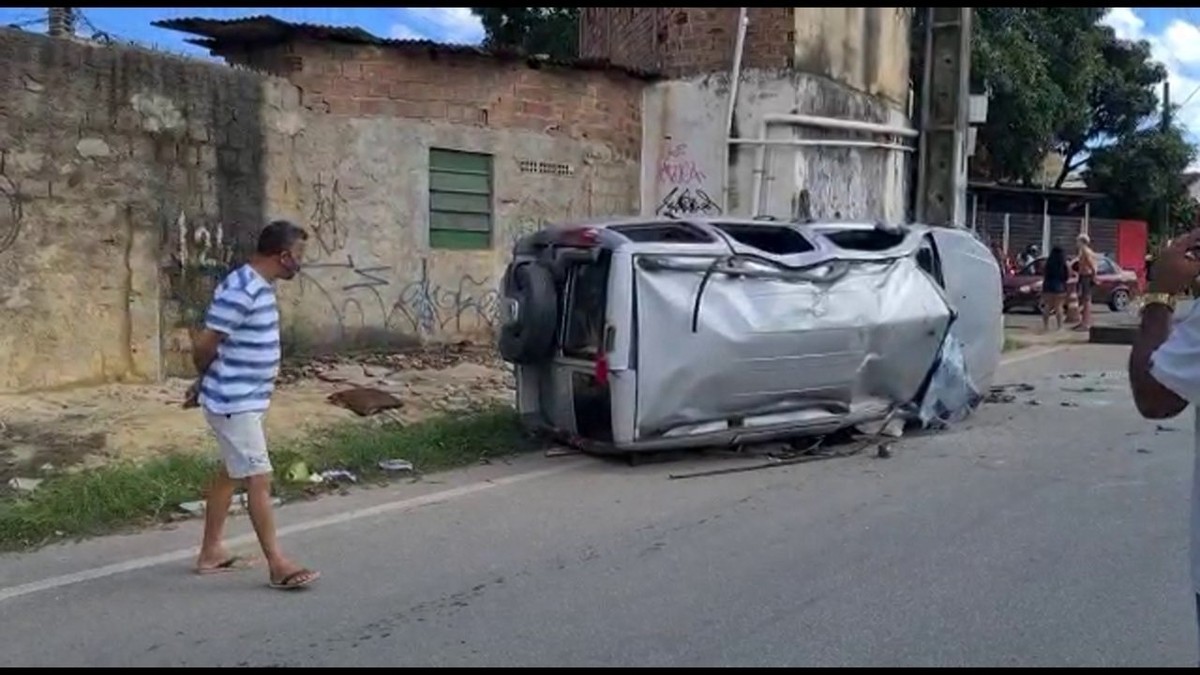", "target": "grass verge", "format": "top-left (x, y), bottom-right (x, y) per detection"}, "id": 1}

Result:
top-left (0, 406), bottom-right (536, 552)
